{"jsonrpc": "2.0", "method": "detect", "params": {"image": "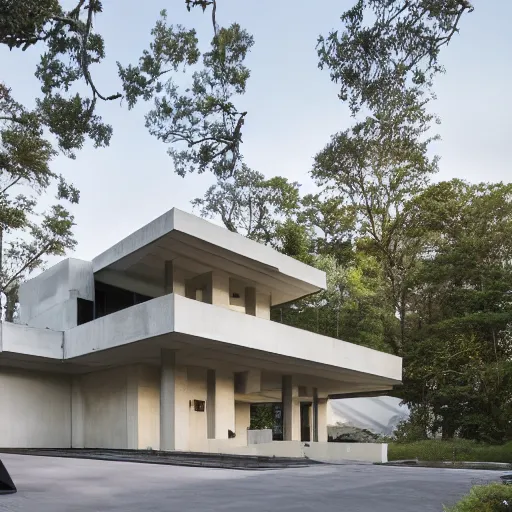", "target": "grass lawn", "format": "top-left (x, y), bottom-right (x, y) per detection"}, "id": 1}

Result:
top-left (388, 439), bottom-right (512, 463)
